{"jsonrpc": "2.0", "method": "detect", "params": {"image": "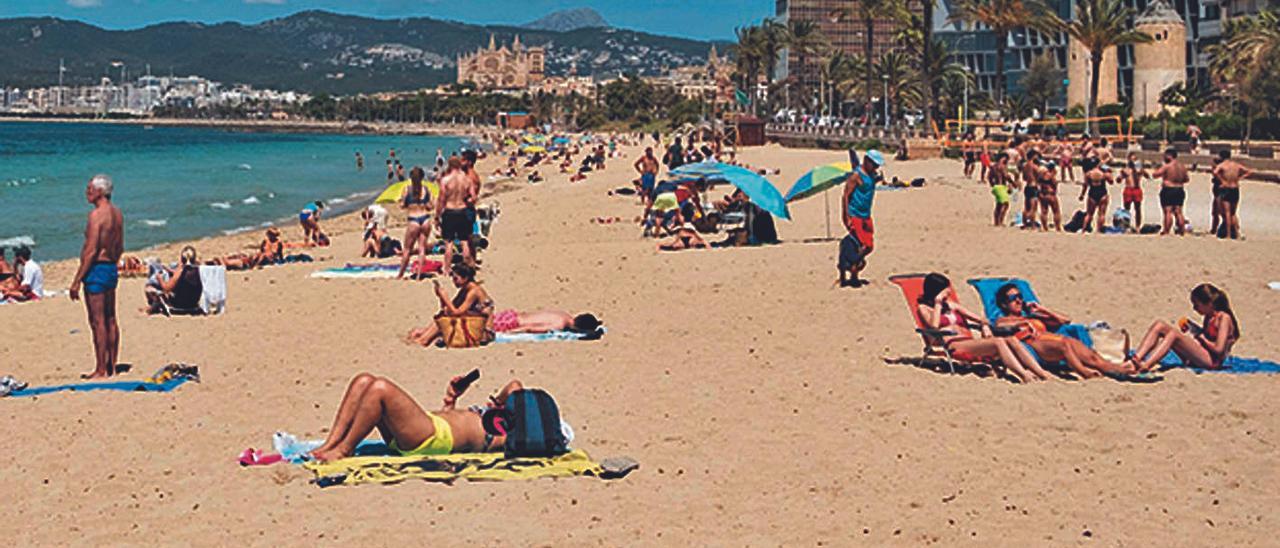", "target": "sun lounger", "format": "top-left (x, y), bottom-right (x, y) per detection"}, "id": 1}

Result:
top-left (888, 273), bottom-right (998, 376)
